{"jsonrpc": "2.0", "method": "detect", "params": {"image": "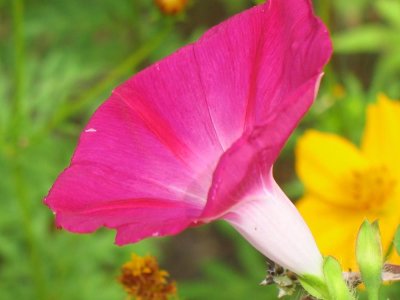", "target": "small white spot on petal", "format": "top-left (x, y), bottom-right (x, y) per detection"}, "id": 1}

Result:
top-left (85, 128), bottom-right (97, 133)
top-left (152, 231), bottom-right (159, 237)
